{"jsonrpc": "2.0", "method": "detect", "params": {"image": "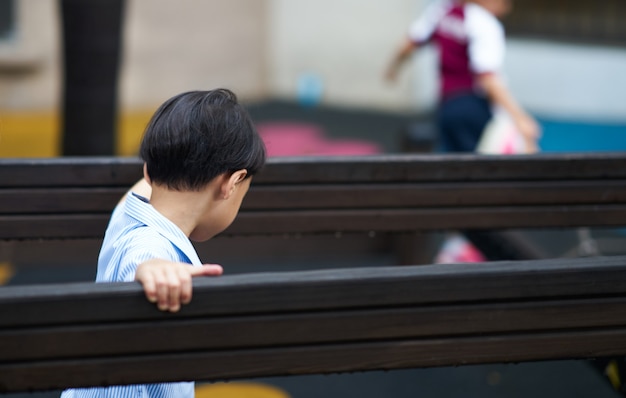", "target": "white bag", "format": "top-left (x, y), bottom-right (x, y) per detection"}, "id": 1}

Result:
top-left (476, 110), bottom-right (528, 155)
